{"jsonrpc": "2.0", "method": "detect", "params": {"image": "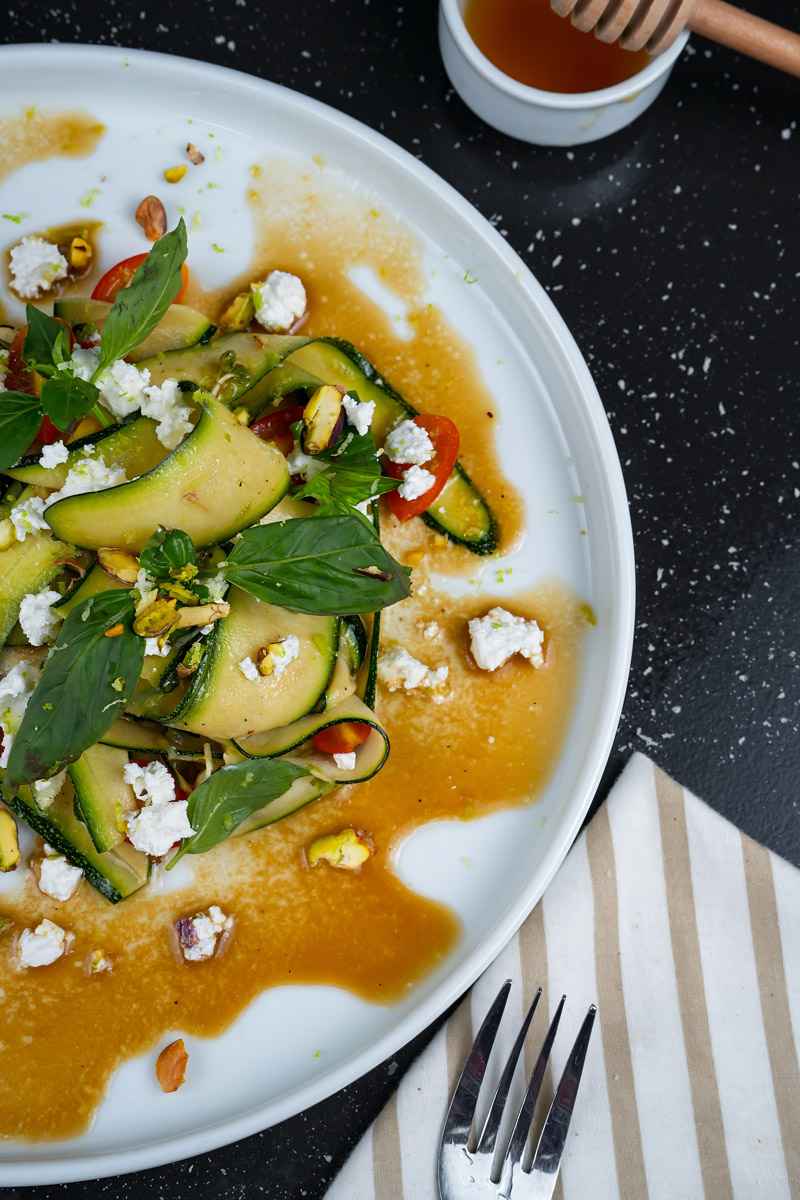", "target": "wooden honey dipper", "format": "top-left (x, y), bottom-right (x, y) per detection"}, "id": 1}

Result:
top-left (551, 0), bottom-right (800, 77)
